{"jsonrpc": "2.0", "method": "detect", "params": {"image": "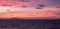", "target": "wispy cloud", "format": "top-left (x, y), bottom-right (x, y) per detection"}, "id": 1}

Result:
top-left (33, 0), bottom-right (60, 7)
